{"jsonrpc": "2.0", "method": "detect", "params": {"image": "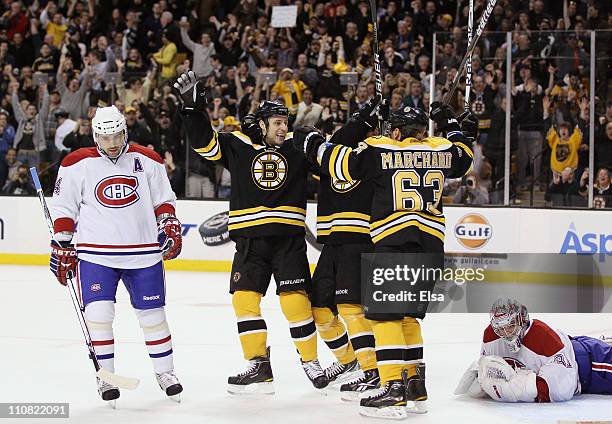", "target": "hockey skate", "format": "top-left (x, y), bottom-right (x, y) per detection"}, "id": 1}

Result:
top-left (227, 347), bottom-right (275, 395)
top-left (359, 380), bottom-right (408, 420)
top-left (301, 358), bottom-right (329, 390)
top-left (340, 368), bottom-right (380, 401)
top-left (97, 377), bottom-right (120, 408)
top-left (405, 364), bottom-right (428, 414)
top-left (324, 359), bottom-right (361, 387)
top-left (156, 370), bottom-right (183, 402)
